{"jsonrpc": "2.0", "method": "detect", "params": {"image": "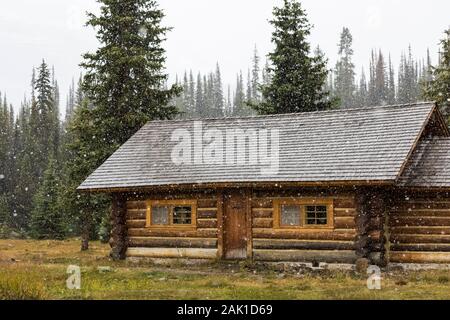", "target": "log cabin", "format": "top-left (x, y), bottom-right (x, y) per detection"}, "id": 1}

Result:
top-left (78, 102), bottom-right (450, 266)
